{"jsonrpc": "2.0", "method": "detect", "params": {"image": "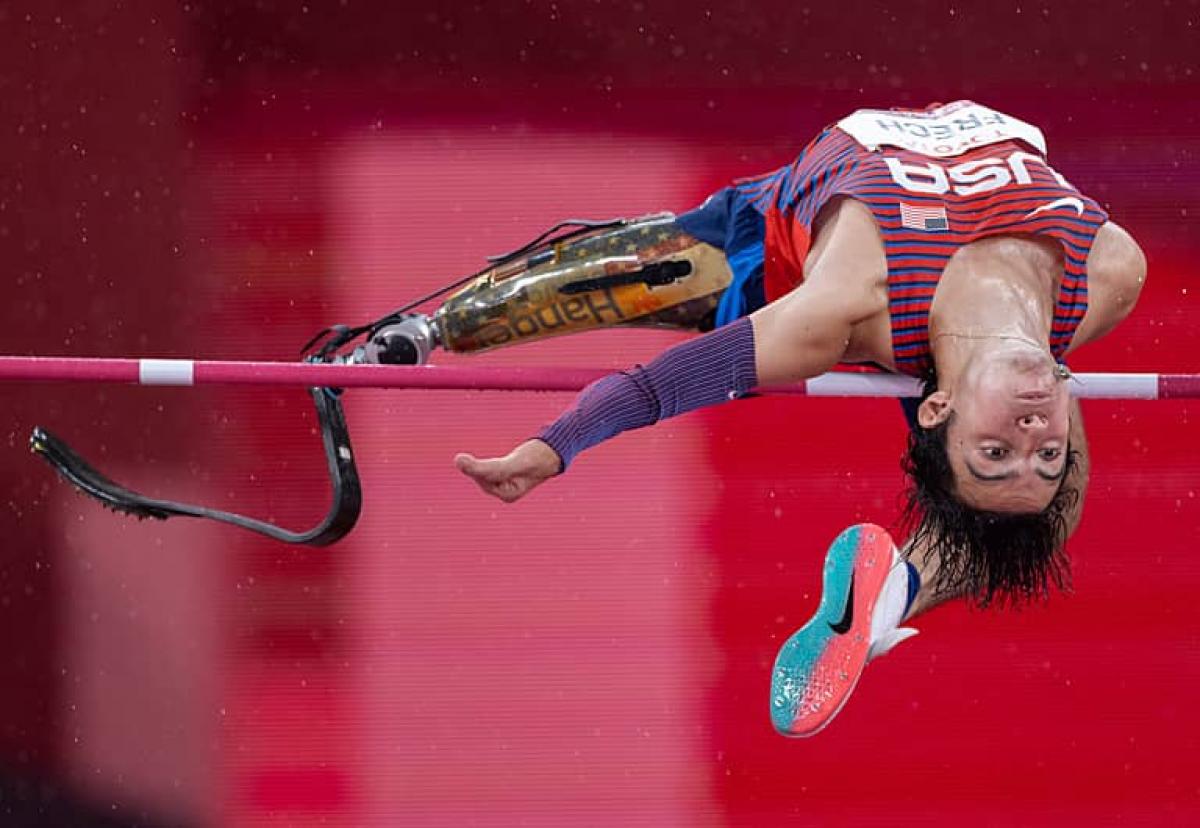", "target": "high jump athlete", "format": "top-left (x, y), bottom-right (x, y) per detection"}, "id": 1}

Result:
top-left (448, 101), bottom-right (1147, 735)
